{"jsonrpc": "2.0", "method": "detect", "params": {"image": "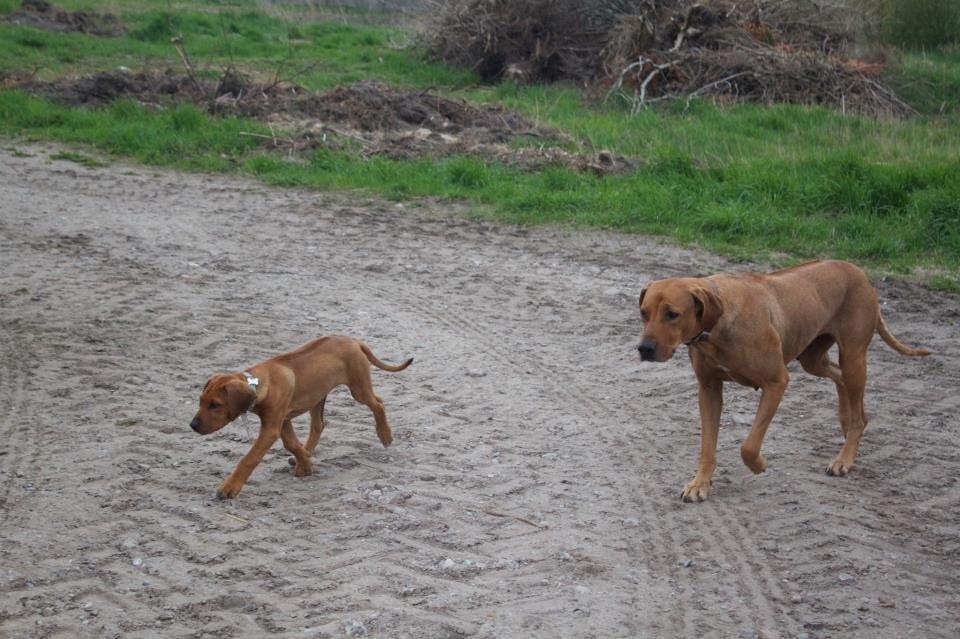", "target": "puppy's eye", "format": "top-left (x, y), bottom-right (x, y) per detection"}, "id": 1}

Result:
top-left (665, 310), bottom-right (680, 321)
top-left (209, 401), bottom-right (222, 409)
